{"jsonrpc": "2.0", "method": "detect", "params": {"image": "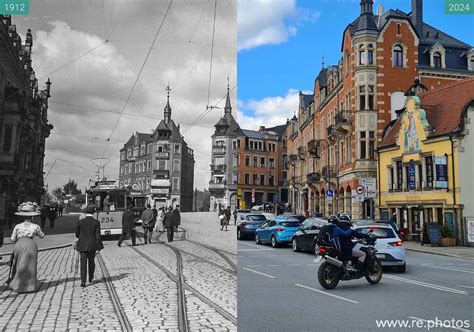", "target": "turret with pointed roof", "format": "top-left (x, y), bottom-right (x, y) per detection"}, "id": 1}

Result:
top-left (213, 83), bottom-right (240, 138)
